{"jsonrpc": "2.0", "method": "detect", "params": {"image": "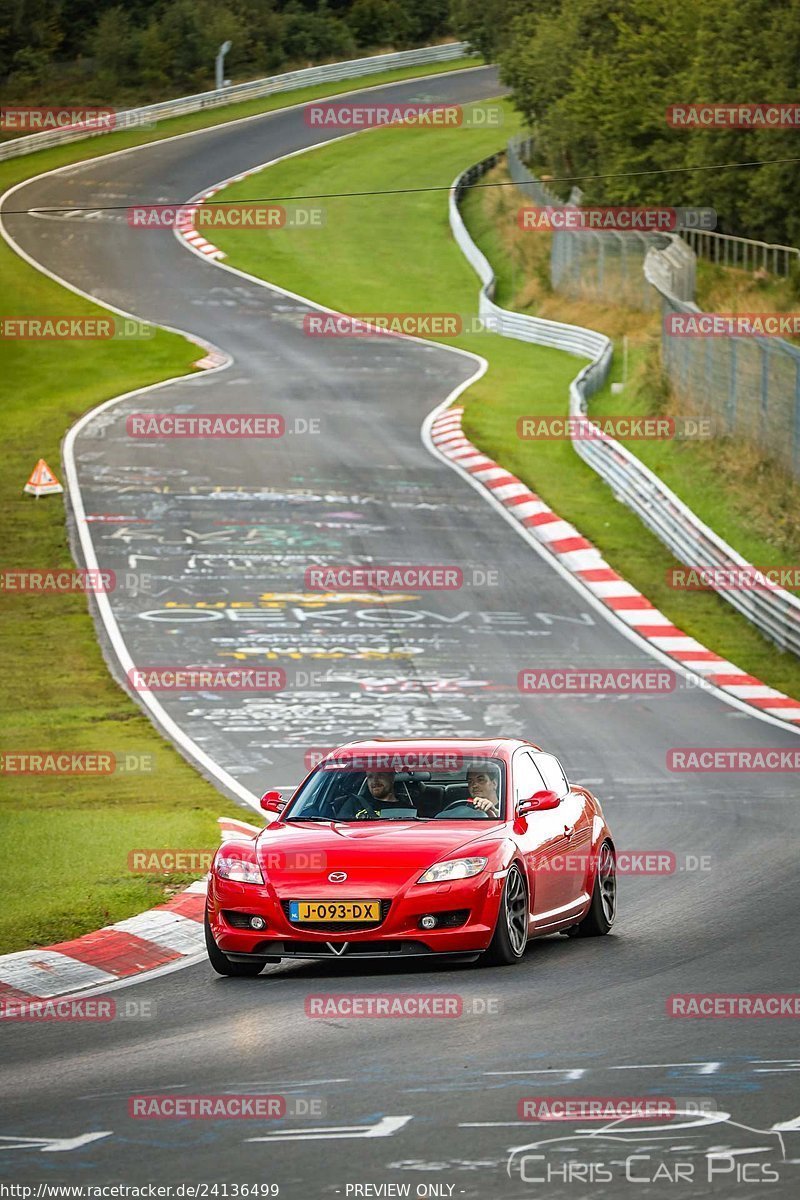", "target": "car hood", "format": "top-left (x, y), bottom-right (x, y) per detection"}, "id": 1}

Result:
top-left (254, 820), bottom-right (504, 896)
